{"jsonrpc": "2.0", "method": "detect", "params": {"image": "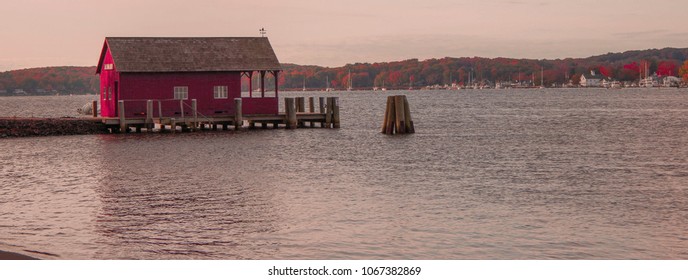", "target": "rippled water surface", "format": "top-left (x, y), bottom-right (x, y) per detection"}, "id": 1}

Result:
top-left (1, 89), bottom-right (688, 259)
